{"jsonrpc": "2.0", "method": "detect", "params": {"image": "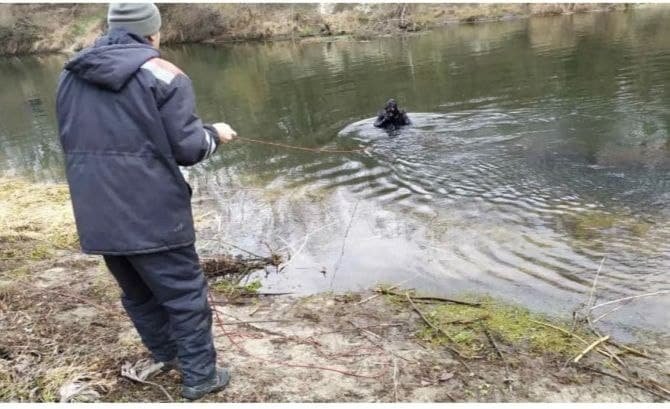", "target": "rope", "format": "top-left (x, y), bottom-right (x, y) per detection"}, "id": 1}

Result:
top-left (235, 136), bottom-right (367, 154)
